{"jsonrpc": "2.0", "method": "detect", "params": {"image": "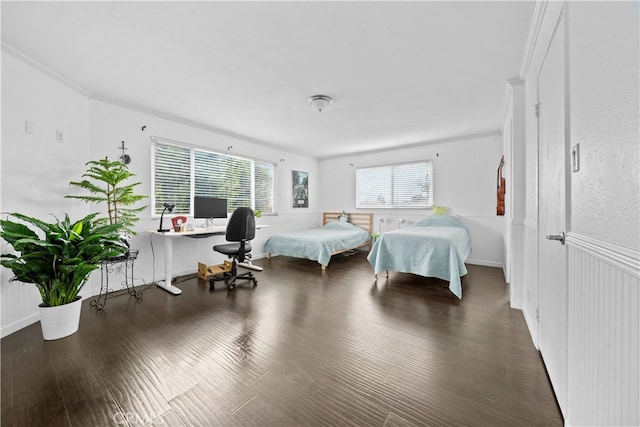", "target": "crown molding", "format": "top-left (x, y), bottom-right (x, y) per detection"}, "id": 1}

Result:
top-left (499, 0), bottom-right (547, 132)
top-left (318, 129), bottom-right (502, 161)
top-left (89, 93), bottom-right (306, 157)
top-left (2, 42), bottom-right (91, 97)
top-left (3, 42), bottom-right (314, 160)
top-left (518, 0), bottom-right (548, 80)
